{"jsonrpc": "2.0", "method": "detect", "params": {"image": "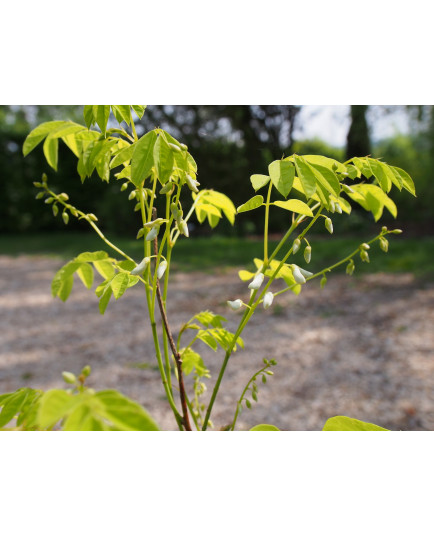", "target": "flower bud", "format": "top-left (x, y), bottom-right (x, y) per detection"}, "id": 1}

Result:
top-left (335, 202), bottom-right (342, 214)
top-left (131, 257), bottom-right (150, 275)
top-left (58, 193), bottom-right (69, 201)
top-left (52, 204), bottom-right (59, 217)
top-left (145, 225), bottom-right (160, 241)
top-left (128, 190), bottom-right (137, 201)
top-left (360, 250), bottom-right (370, 263)
top-left (157, 260), bottom-right (167, 279)
top-left (325, 217), bottom-right (333, 234)
top-left (320, 274), bottom-right (327, 288)
top-left (346, 260), bottom-right (355, 275)
top-left (227, 299), bottom-right (243, 310)
top-left (180, 143), bottom-right (188, 151)
top-left (121, 182), bottom-right (128, 192)
top-left (299, 267), bottom-right (313, 279)
top-left (382, 226), bottom-right (388, 233)
top-left (248, 272), bottom-right (264, 290)
top-left (185, 174), bottom-right (200, 193)
top-left (160, 182), bottom-right (174, 194)
top-left (329, 201), bottom-right (335, 213)
top-left (171, 202), bottom-right (182, 222)
top-left (81, 365), bottom-right (91, 378)
top-left (87, 213), bottom-right (98, 221)
top-left (62, 212), bottom-right (69, 225)
top-left (263, 292), bottom-right (274, 309)
top-left (178, 219), bottom-right (189, 237)
top-left (292, 238), bottom-right (301, 253)
top-left (380, 237), bottom-right (389, 252)
top-left (45, 197), bottom-right (54, 204)
top-left (391, 229), bottom-right (403, 234)
top-left (168, 143), bottom-right (181, 152)
top-left (62, 371), bottom-right (77, 385)
top-left (35, 192), bottom-right (45, 199)
top-left (304, 245), bottom-right (312, 264)
top-left (291, 264), bottom-right (306, 284)
top-left (361, 243), bottom-right (370, 250)
top-left (342, 184), bottom-right (355, 194)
